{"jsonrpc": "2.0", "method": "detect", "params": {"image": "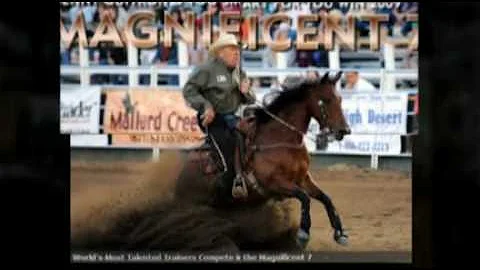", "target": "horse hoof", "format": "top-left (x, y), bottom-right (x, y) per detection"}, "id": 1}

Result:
top-left (296, 229), bottom-right (310, 249)
top-left (334, 231), bottom-right (349, 246)
top-left (336, 235), bottom-right (349, 246)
